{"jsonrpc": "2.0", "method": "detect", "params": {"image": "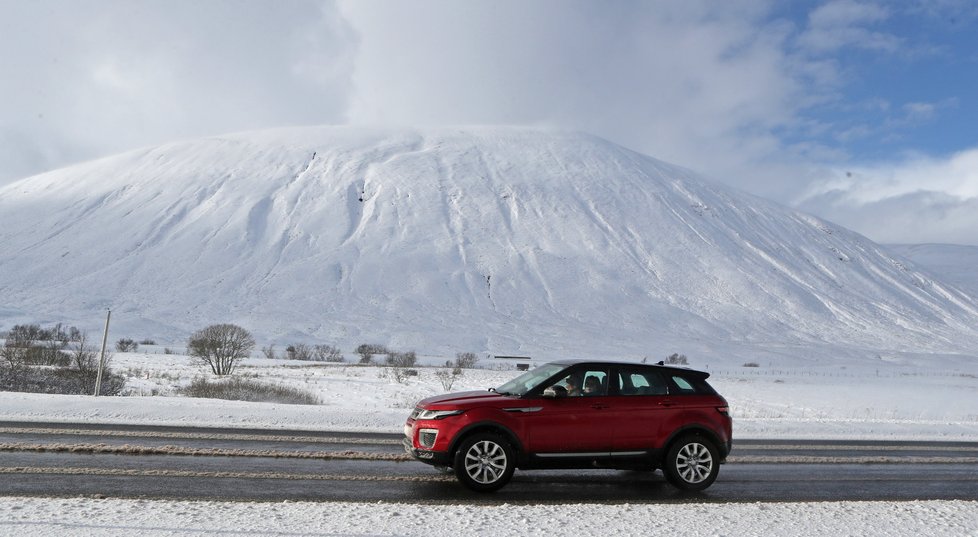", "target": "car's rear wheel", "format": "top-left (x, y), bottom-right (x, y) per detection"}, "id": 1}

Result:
top-left (664, 435), bottom-right (719, 491)
top-left (453, 433), bottom-right (515, 492)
